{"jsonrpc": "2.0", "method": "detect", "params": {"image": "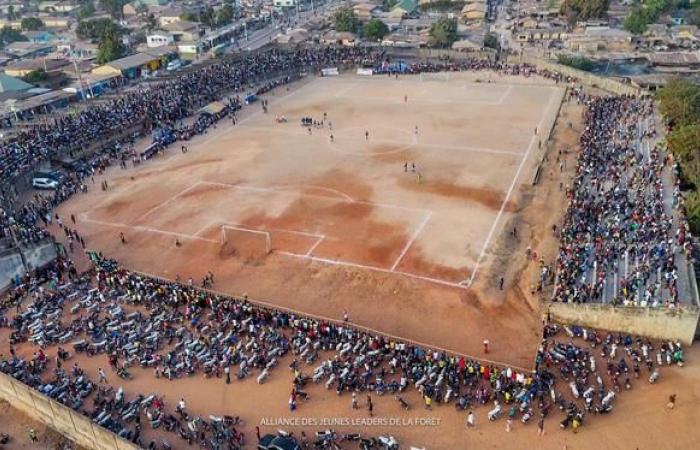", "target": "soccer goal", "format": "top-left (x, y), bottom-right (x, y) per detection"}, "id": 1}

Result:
top-left (220, 225), bottom-right (271, 258)
top-left (419, 72), bottom-right (450, 82)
